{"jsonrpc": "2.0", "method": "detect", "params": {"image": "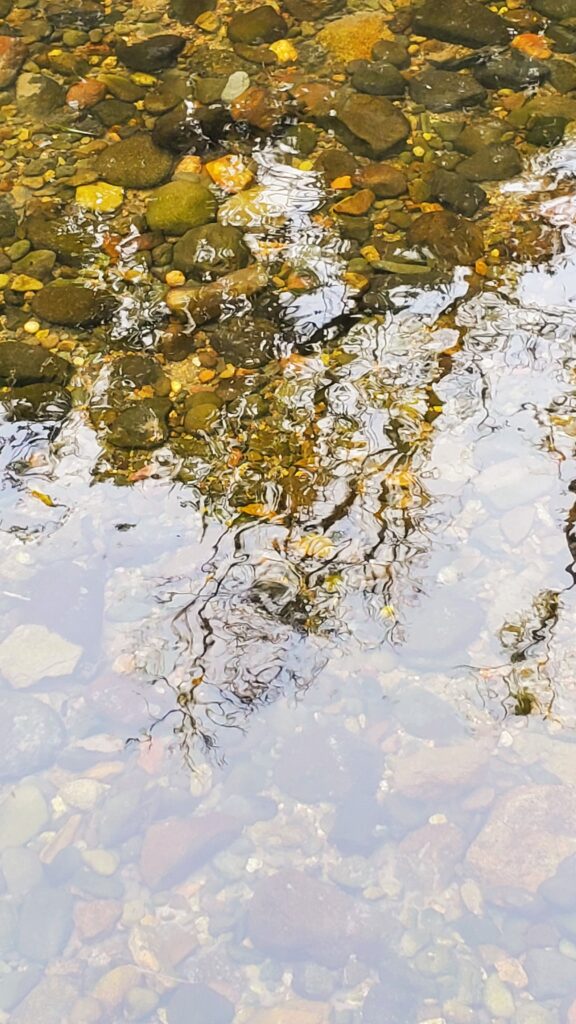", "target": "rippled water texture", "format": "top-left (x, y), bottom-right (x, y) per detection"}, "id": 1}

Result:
top-left (5, 0), bottom-right (576, 1022)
